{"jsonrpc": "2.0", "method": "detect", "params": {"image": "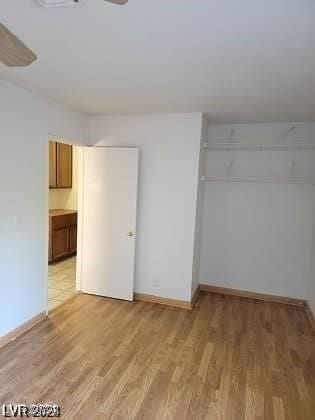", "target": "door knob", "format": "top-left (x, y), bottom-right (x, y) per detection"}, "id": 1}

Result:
top-left (128, 231), bottom-right (135, 237)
